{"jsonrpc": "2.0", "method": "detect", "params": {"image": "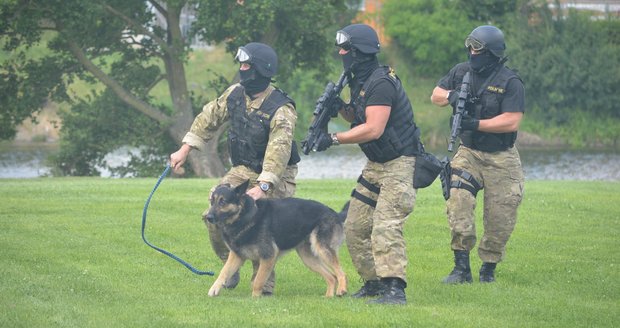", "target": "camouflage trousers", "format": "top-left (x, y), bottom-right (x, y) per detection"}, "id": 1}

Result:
top-left (345, 156), bottom-right (416, 282)
top-left (203, 164), bottom-right (297, 292)
top-left (447, 145), bottom-right (524, 263)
